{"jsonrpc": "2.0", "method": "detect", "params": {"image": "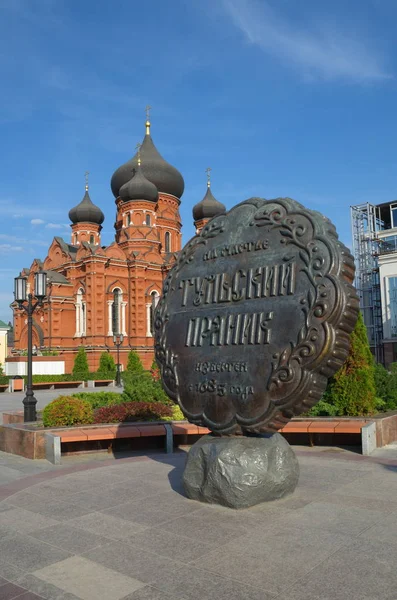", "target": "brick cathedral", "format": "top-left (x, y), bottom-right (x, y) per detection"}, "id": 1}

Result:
top-left (12, 114), bottom-right (226, 372)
